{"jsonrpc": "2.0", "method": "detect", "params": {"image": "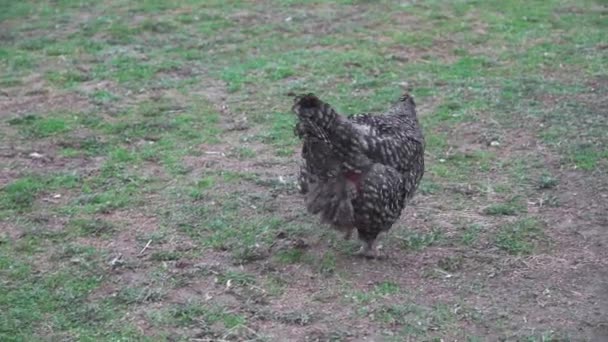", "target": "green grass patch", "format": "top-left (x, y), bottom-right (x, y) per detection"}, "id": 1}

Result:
top-left (568, 144), bottom-right (607, 171)
top-left (460, 224), bottom-right (483, 246)
top-left (9, 115), bottom-right (73, 138)
top-left (483, 197), bottom-right (526, 216)
top-left (275, 248), bottom-right (305, 264)
top-left (68, 218), bottom-right (116, 237)
top-left (1, 174), bottom-right (80, 212)
top-left (495, 218), bottom-right (546, 255)
top-left (188, 176), bottom-right (216, 200)
top-left (153, 302), bottom-right (246, 329)
top-left (46, 70), bottom-right (90, 88)
top-left (318, 251), bottom-right (336, 276)
top-left (260, 112), bottom-right (298, 156)
top-left (0, 243), bottom-right (138, 340)
top-left (537, 173), bottom-right (559, 189)
top-left (1, 177), bottom-right (45, 211)
top-left (397, 229), bottom-right (443, 251)
top-left (373, 303), bottom-right (464, 337)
